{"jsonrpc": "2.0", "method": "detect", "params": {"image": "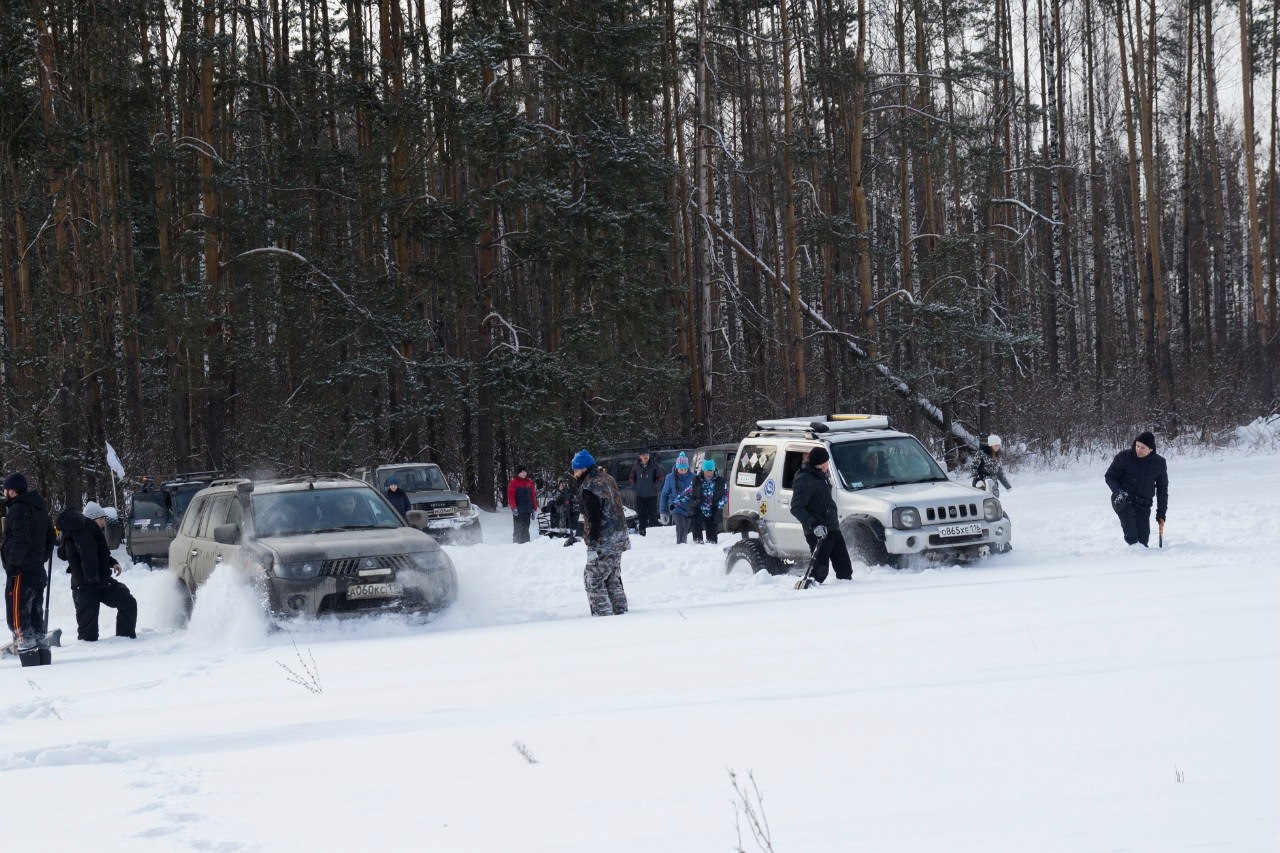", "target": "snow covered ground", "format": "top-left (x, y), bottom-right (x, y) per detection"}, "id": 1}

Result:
top-left (3, 442), bottom-right (1277, 852)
